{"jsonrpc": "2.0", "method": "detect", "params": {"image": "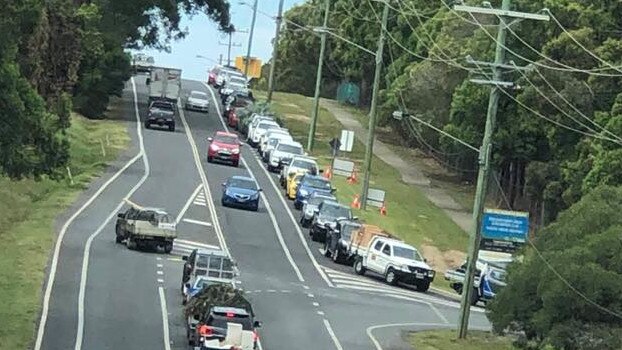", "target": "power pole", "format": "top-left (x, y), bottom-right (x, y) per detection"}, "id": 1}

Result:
top-left (453, 0), bottom-right (549, 339)
top-left (219, 54), bottom-right (223, 65)
top-left (360, 1), bottom-right (389, 210)
top-left (267, 0), bottom-right (285, 102)
top-left (307, 0), bottom-right (330, 151)
top-left (244, 0), bottom-right (259, 79)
